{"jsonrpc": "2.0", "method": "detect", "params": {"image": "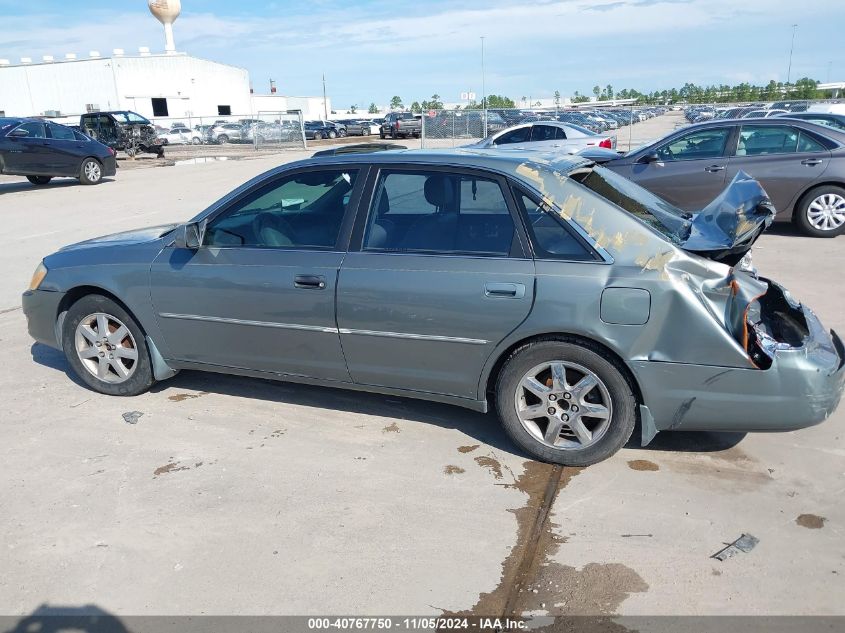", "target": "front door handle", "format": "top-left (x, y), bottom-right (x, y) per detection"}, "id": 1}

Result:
top-left (294, 274), bottom-right (326, 289)
top-left (485, 282), bottom-right (525, 298)
top-left (801, 158), bottom-right (823, 166)
top-left (704, 165), bottom-right (726, 172)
